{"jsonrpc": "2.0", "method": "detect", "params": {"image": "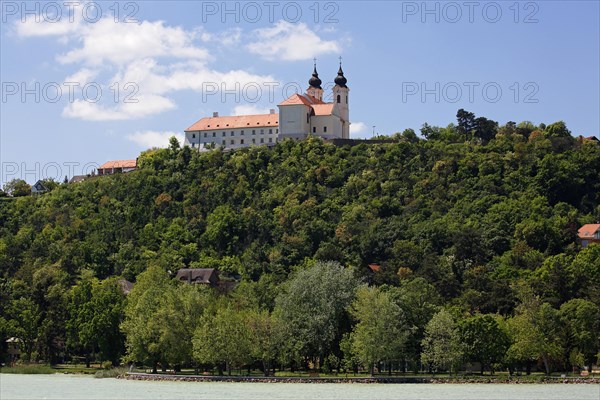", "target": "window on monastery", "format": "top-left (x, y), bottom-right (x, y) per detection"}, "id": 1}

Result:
top-left (204, 132), bottom-right (207, 138)
top-left (252, 139), bottom-right (256, 144)
top-left (231, 131), bottom-right (234, 136)
top-left (222, 140), bottom-right (226, 146)
top-left (260, 138), bottom-right (264, 143)
top-left (222, 132), bottom-right (226, 137)
top-left (276, 129), bottom-right (279, 133)
top-left (269, 138), bottom-right (272, 143)
top-left (241, 130), bottom-right (244, 135)
top-left (212, 132), bottom-right (216, 137)
top-left (192, 143), bottom-right (195, 147)
top-left (337, 94), bottom-right (340, 103)
top-left (324, 126), bottom-right (327, 133)
top-left (192, 133), bottom-right (196, 138)
top-left (269, 129), bottom-right (272, 134)
top-left (346, 96), bottom-right (348, 104)
top-left (240, 139), bottom-right (244, 144)
top-left (312, 127), bottom-right (316, 133)
top-left (231, 139), bottom-right (235, 145)
top-left (252, 130), bottom-right (256, 135)
top-left (260, 129), bottom-right (264, 134)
